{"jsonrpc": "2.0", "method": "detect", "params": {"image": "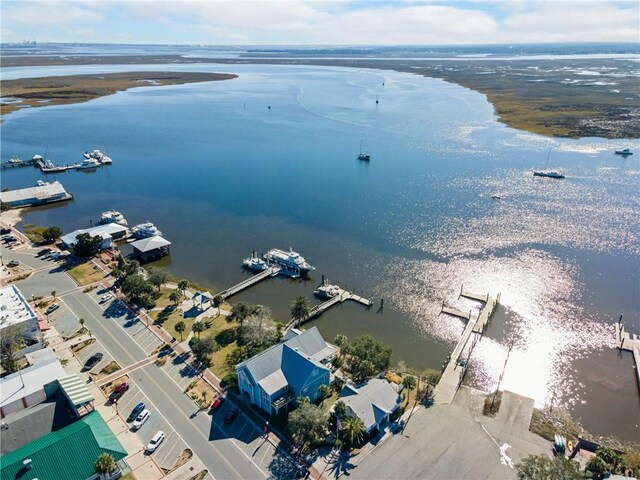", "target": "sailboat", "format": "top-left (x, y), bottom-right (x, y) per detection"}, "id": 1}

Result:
top-left (533, 148), bottom-right (565, 179)
top-left (357, 140), bottom-right (371, 161)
